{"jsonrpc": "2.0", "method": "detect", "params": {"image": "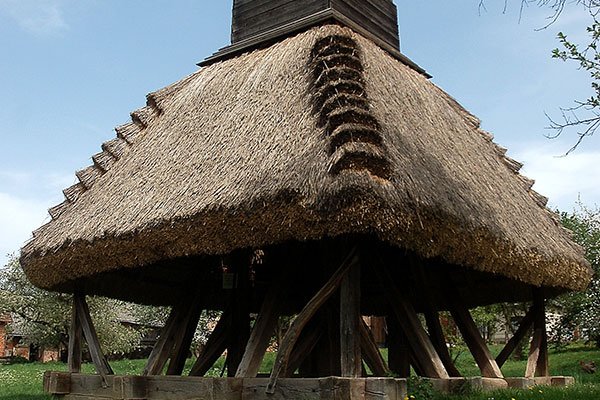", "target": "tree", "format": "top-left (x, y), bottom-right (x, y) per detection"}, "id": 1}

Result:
top-left (482, 1), bottom-right (600, 152)
top-left (0, 255), bottom-right (140, 356)
top-left (552, 205), bottom-right (600, 346)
